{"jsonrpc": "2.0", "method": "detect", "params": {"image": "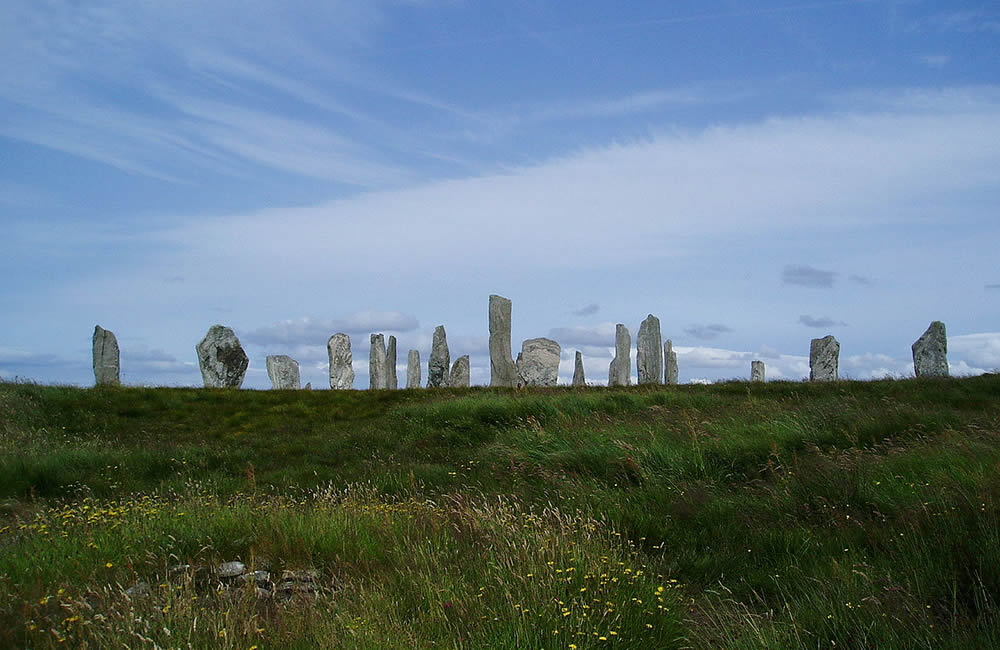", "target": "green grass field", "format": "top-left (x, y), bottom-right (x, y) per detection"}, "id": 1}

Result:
top-left (1, 375), bottom-right (998, 648)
